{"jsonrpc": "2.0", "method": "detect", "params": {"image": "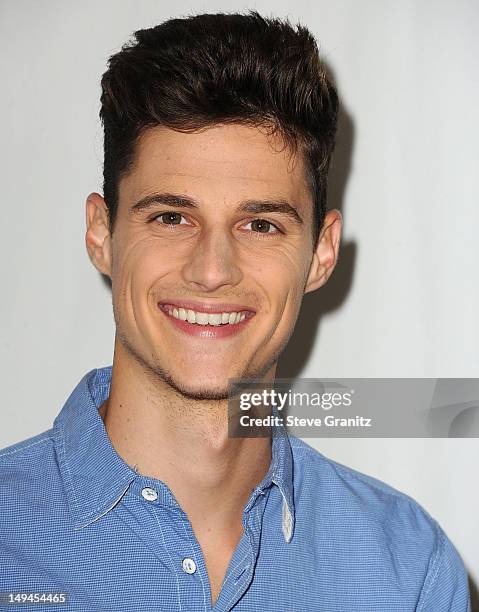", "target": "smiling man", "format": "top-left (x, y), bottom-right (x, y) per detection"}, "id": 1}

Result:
top-left (0, 11), bottom-right (471, 612)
